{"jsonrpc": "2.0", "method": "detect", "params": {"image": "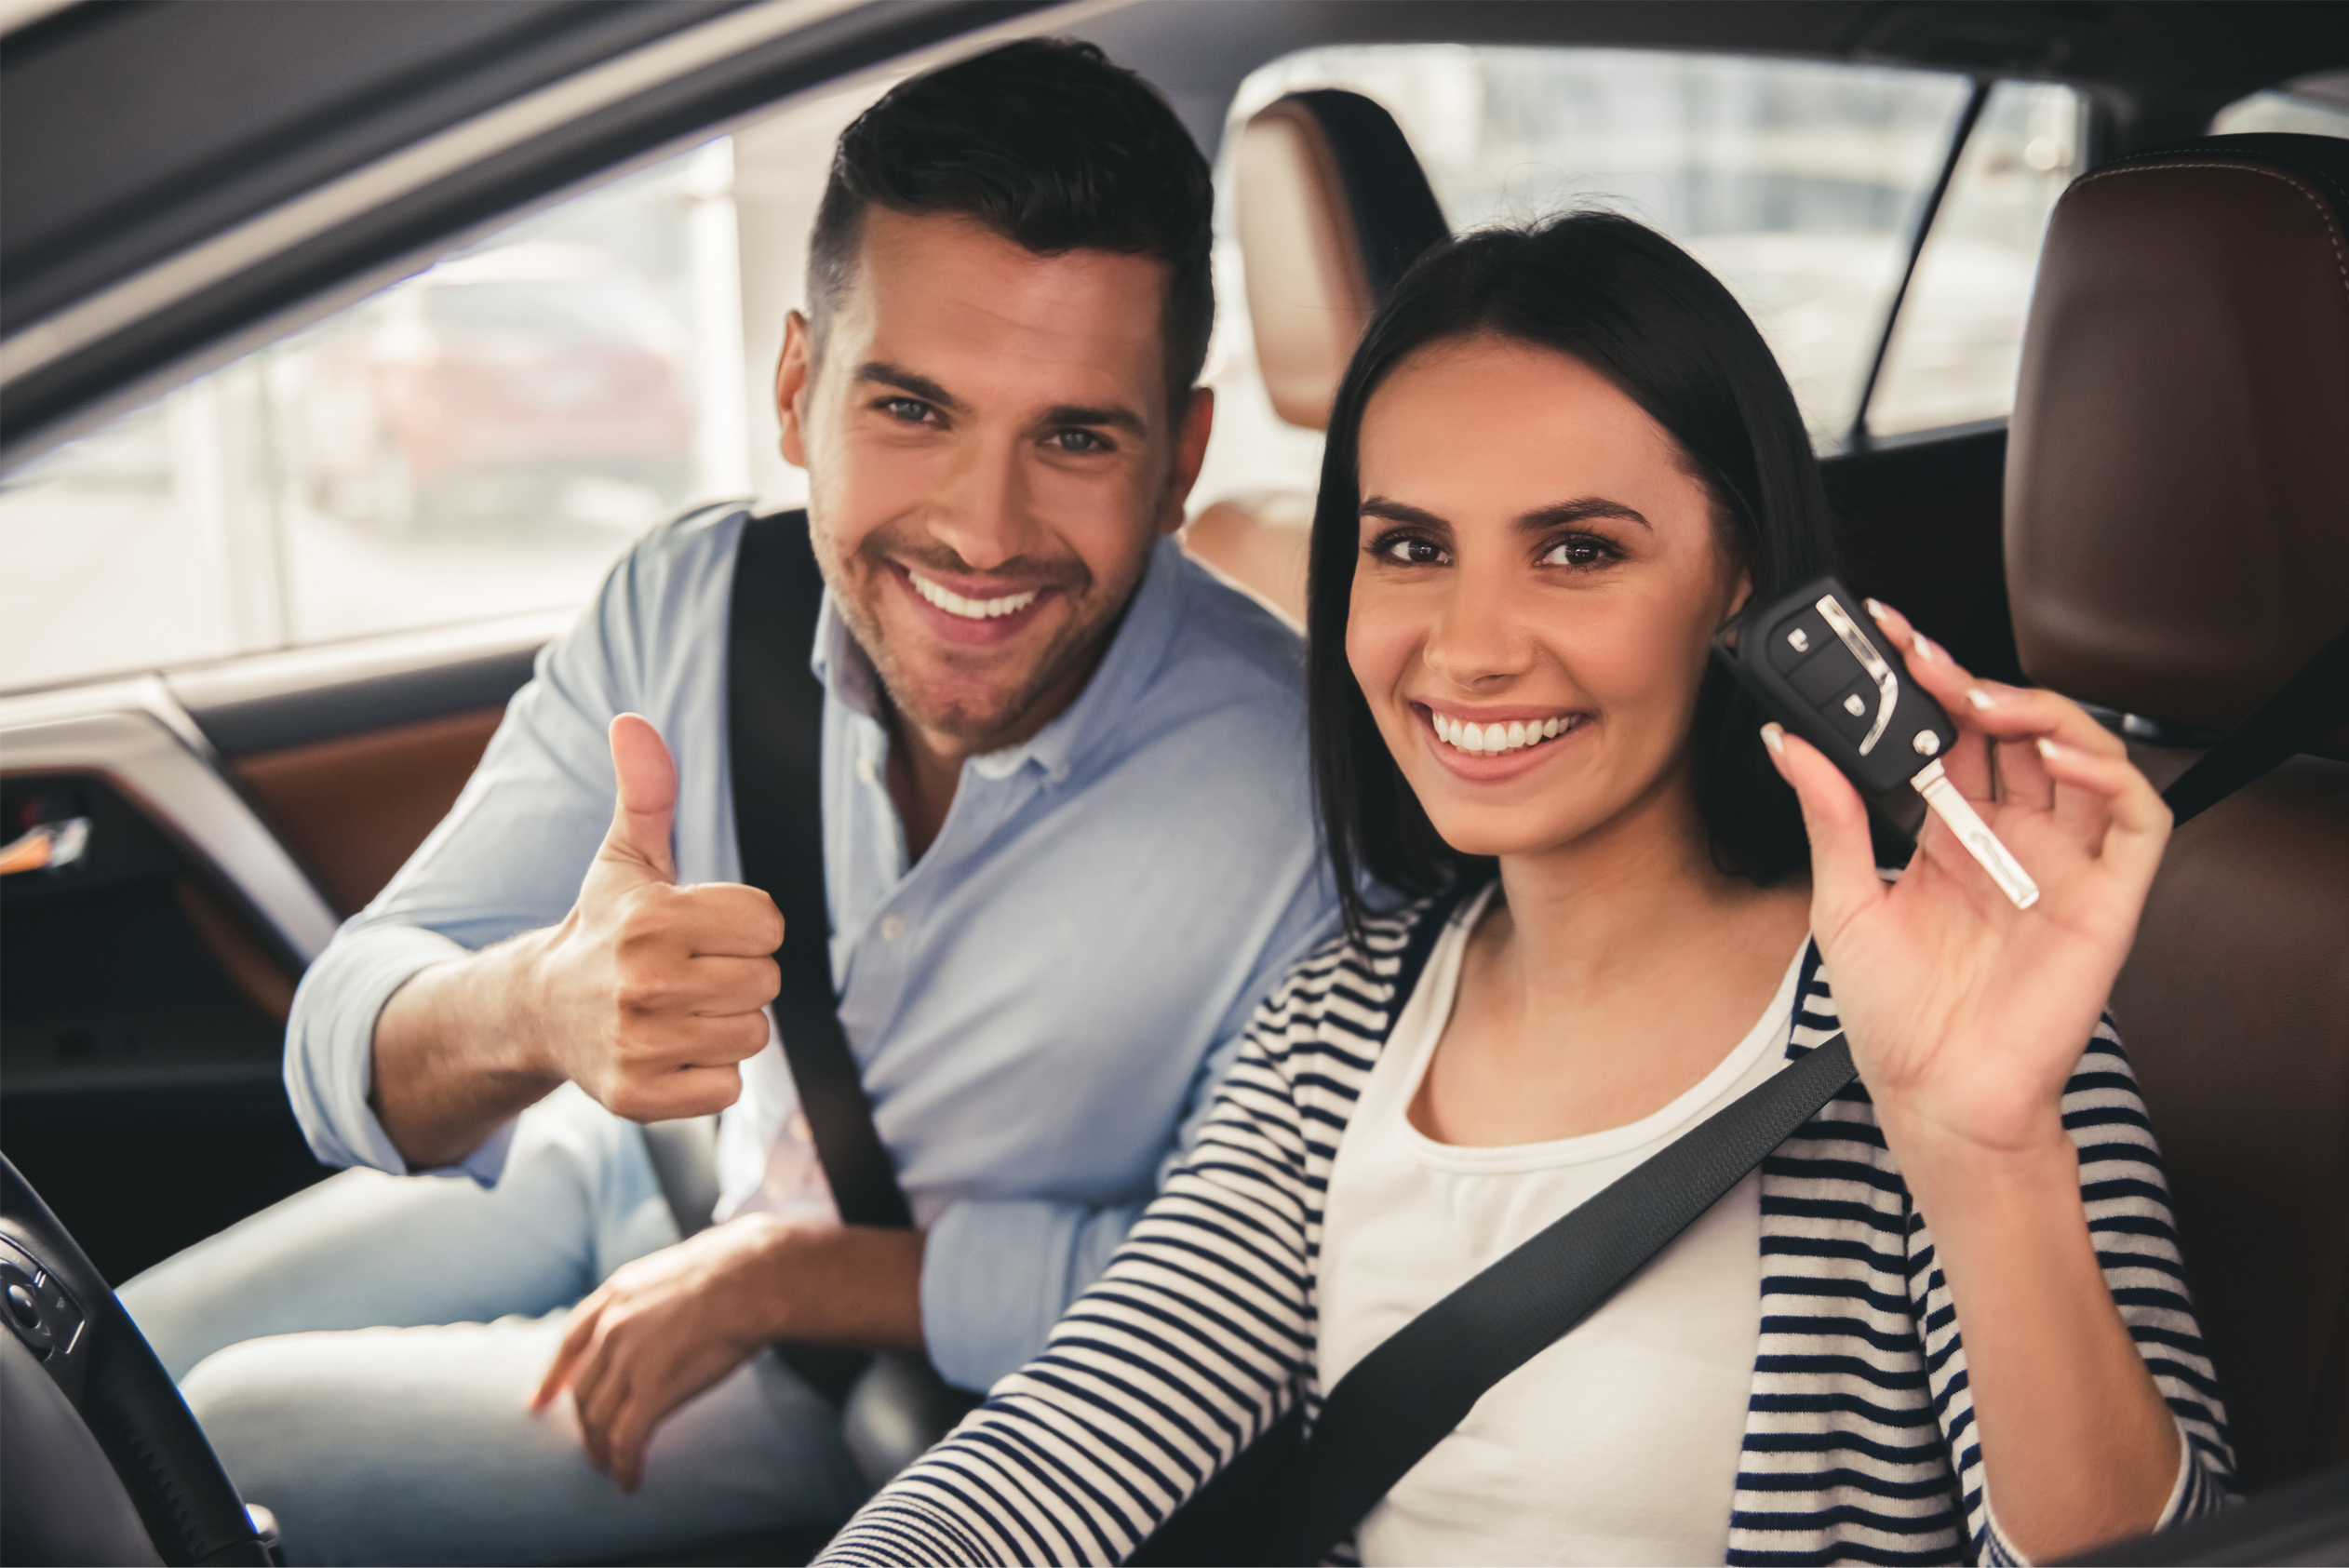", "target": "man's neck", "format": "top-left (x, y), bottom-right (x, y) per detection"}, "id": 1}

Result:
top-left (879, 624), bottom-right (1115, 863)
